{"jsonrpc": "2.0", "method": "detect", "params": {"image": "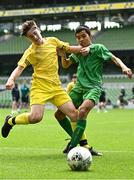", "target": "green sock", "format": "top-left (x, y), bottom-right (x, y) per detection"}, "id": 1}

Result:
top-left (70, 120), bottom-right (86, 147)
top-left (57, 117), bottom-right (73, 137)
